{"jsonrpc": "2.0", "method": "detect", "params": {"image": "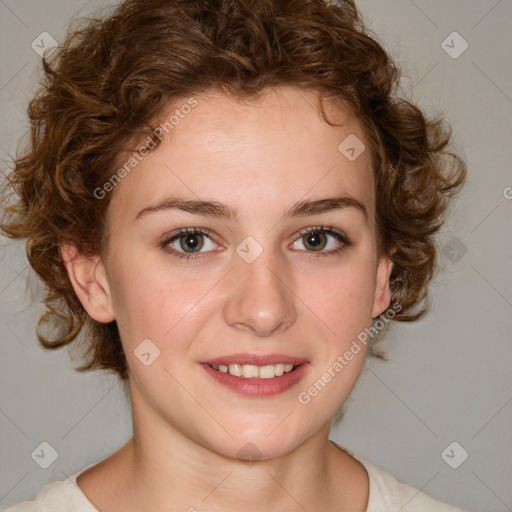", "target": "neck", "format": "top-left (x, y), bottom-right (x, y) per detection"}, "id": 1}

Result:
top-left (81, 379), bottom-right (368, 512)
